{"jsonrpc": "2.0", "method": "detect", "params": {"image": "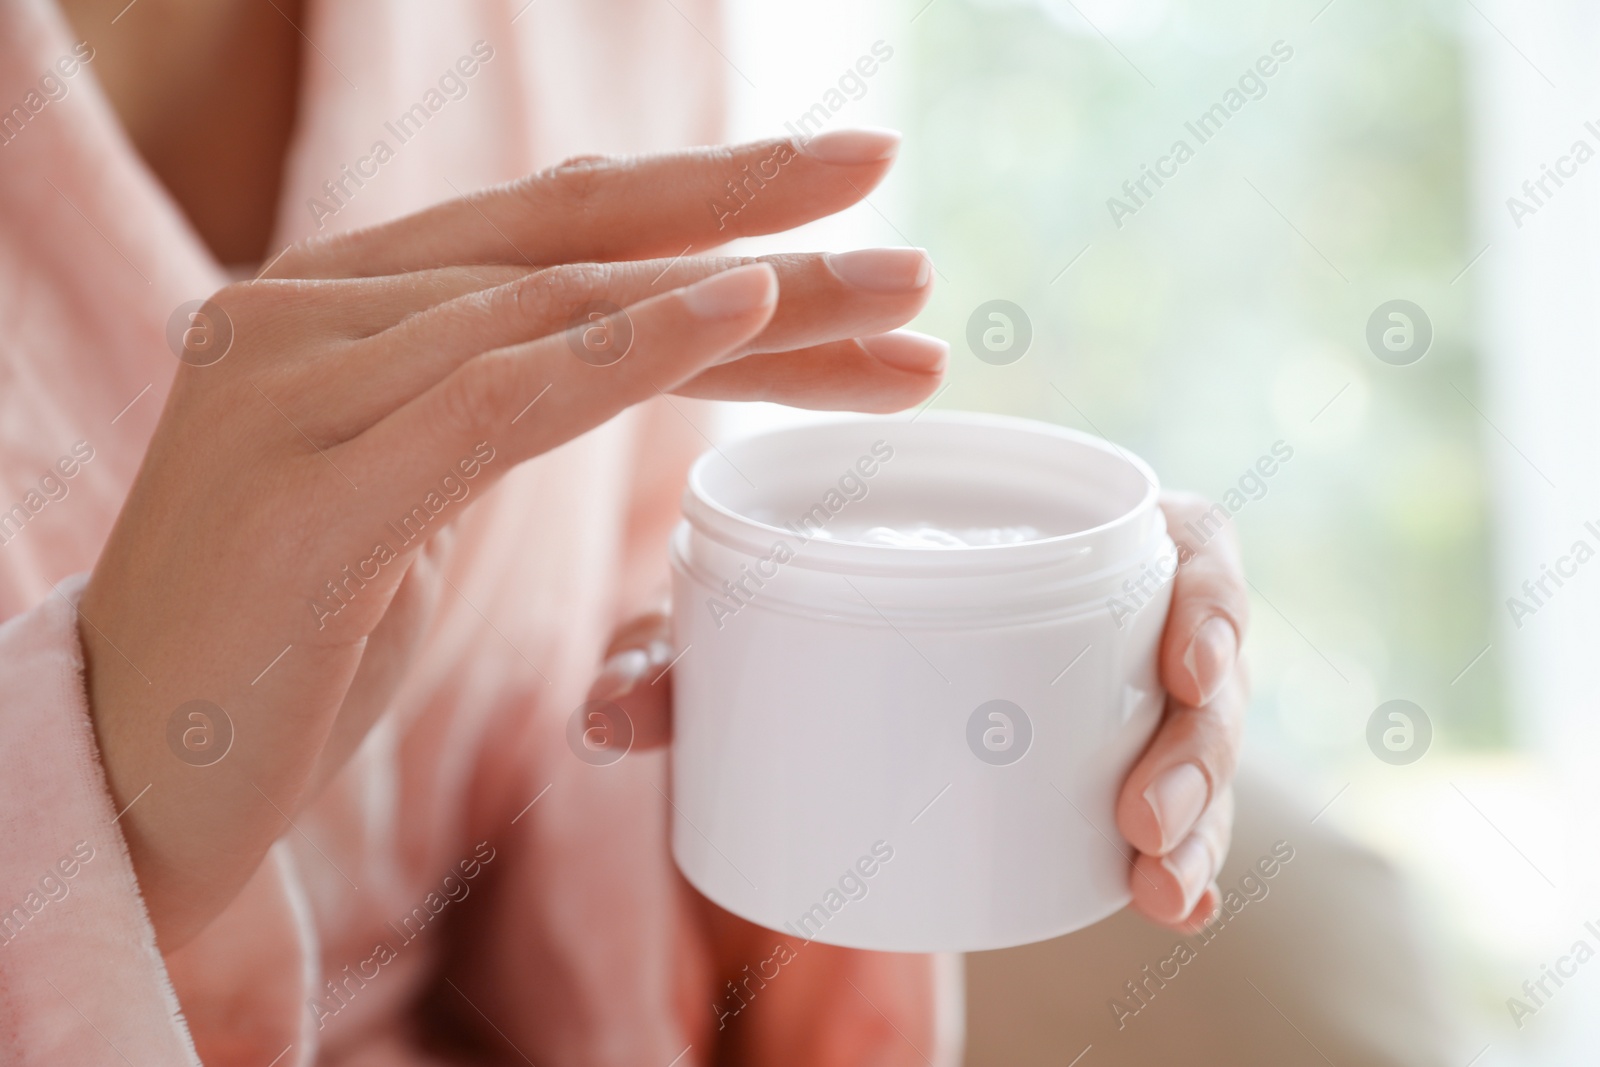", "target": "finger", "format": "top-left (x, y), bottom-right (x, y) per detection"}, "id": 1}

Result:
top-left (307, 529), bottom-right (451, 794)
top-left (270, 130), bottom-right (903, 279)
top-left (319, 250), bottom-right (935, 435)
top-left (191, 267), bottom-right (532, 368)
top-left (334, 264), bottom-right (779, 596)
top-left (1128, 786), bottom-right (1233, 929)
top-left (1115, 669), bottom-right (1247, 856)
top-left (371, 249), bottom-right (934, 376)
top-left (313, 265), bottom-right (531, 337)
top-left (676, 332), bottom-right (946, 412)
top-left (1158, 491), bottom-right (1250, 707)
top-left (586, 613), bottom-right (675, 750)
